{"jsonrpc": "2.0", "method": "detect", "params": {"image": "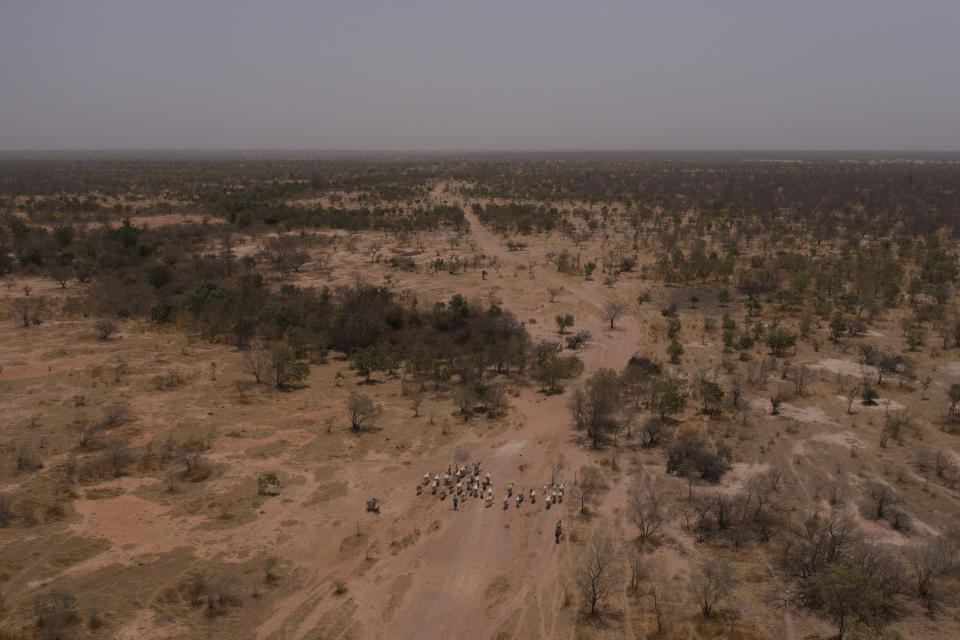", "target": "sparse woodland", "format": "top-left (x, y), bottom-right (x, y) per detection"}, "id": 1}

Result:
top-left (1, 154), bottom-right (960, 638)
